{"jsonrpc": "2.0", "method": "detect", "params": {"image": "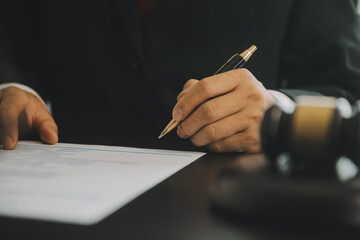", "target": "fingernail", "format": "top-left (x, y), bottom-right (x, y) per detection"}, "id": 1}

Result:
top-left (173, 108), bottom-right (183, 121)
